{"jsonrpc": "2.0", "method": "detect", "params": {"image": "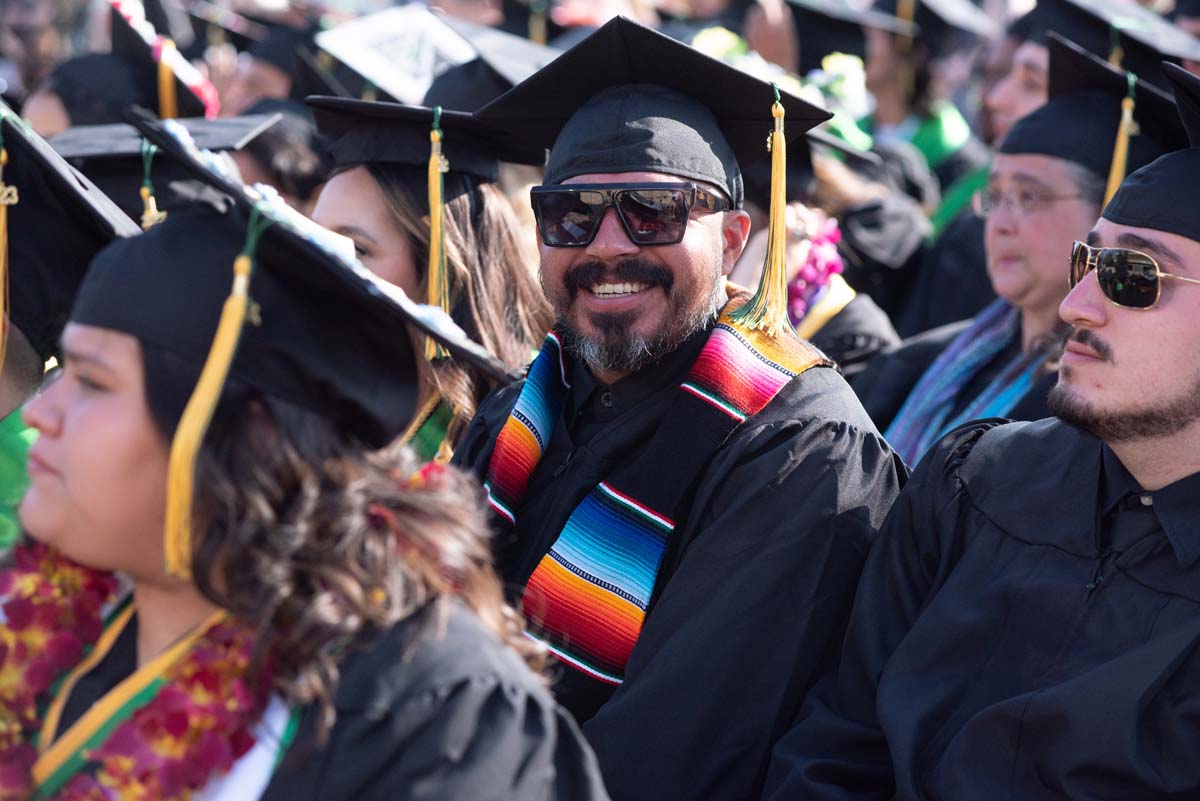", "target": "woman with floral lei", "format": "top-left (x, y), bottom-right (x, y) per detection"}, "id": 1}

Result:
top-left (2, 113), bottom-right (610, 801)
